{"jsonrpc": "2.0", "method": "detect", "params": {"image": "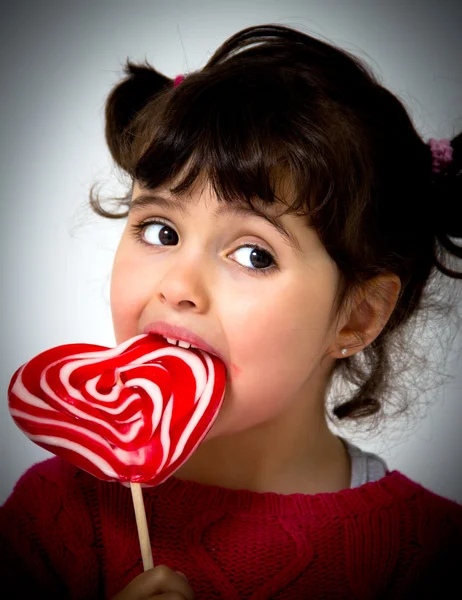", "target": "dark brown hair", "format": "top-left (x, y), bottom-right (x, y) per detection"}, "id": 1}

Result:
top-left (89, 24), bottom-right (462, 435)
